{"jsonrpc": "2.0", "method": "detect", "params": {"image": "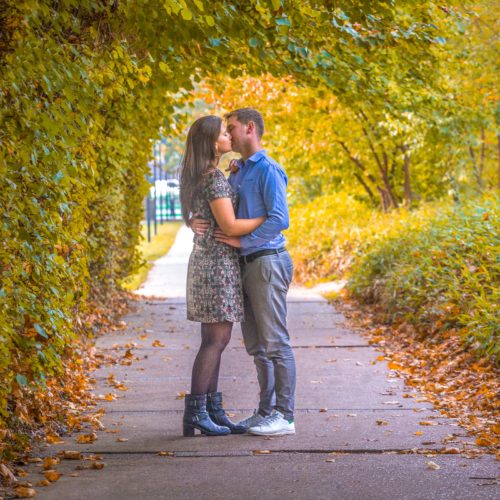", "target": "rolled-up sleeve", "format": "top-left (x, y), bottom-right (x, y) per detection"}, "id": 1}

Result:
top-left (240, 165), bottom-right (289, 250)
